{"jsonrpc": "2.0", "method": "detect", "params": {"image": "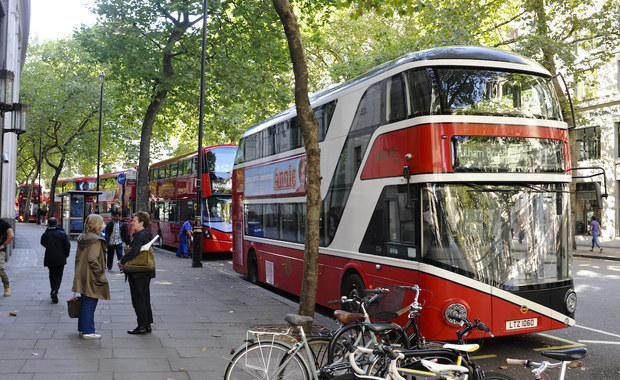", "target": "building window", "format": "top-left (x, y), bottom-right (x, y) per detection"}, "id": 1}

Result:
top-left (577, 126), bottom-right (601, 161)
